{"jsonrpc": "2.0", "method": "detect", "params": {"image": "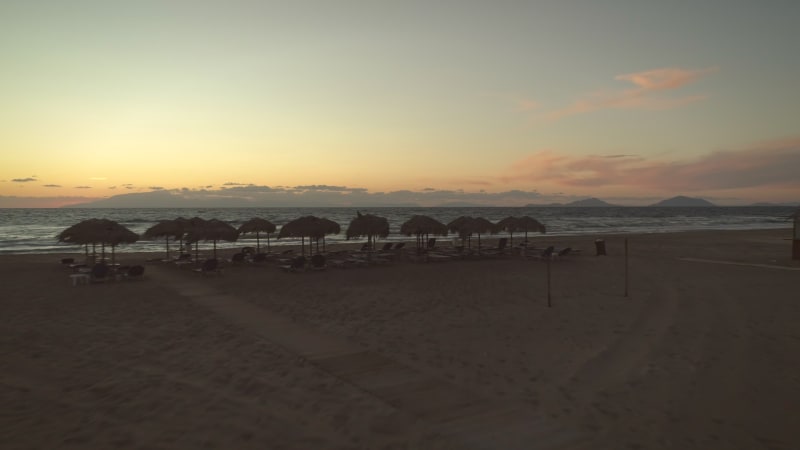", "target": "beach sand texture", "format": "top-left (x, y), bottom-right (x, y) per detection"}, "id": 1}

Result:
top-left (1, 229), bottom-right (799, 449)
